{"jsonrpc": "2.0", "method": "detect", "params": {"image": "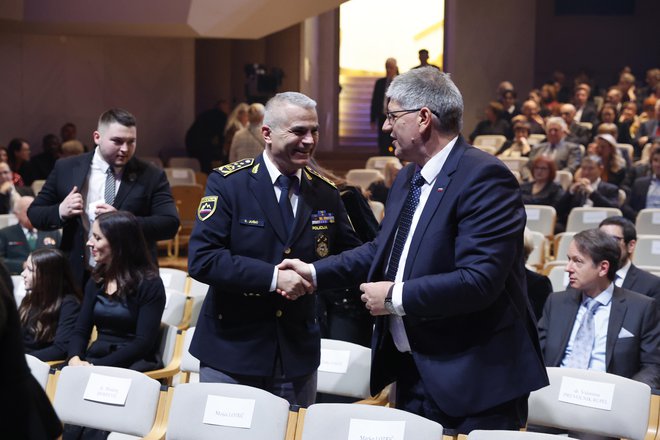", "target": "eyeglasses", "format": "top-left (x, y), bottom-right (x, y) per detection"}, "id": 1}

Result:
top-left (385, 108), bottom-right (440, 125)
